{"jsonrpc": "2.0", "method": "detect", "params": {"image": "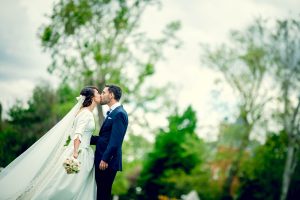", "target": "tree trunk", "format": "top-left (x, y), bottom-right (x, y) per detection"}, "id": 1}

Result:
top-left (280, 94), bottom-right (300, 200)
top-left (280, 141), bottom-right (296, 200)
top-left (222, 159), bottom-right (239, 200)
top-left (97, 104), bottom-right (104, 125)
top-left (221, 126), bottom-right (252, 200)
top-left (96, 80), bottom-right (106, 125)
